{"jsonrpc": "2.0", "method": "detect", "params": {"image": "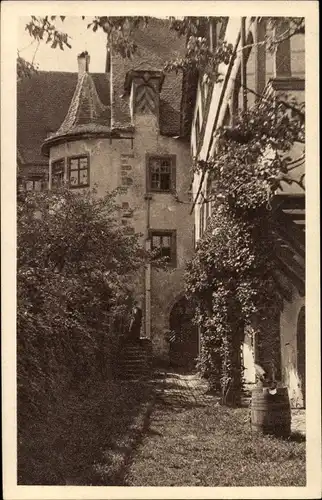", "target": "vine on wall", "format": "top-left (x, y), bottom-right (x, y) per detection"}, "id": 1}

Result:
top-left (185, 93), bottom-right (305, 405)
